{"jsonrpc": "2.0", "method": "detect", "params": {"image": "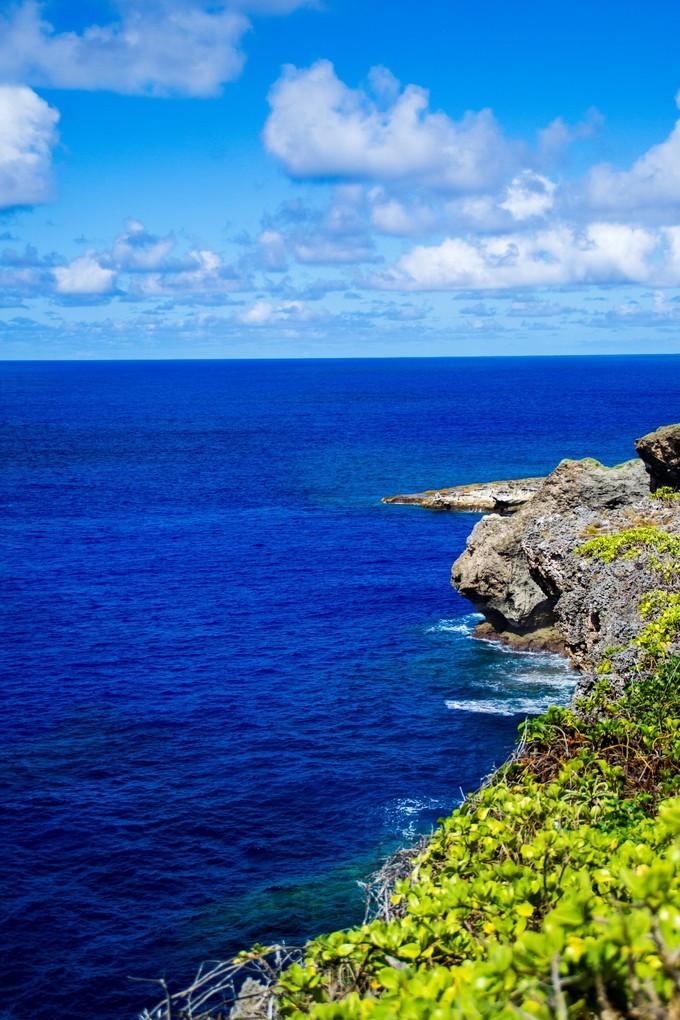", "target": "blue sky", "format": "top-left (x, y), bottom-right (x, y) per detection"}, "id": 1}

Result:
top-left (3, 0), bottom-right (680, 357)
